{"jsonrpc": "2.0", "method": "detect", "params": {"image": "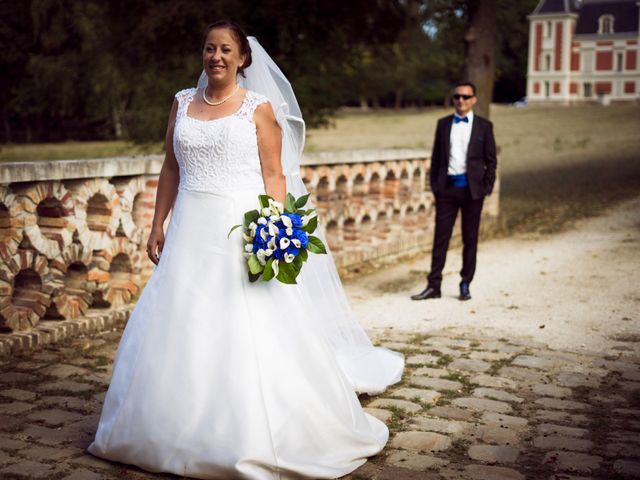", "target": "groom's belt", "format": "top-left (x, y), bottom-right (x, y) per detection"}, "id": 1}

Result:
top-left (446, 174), bottom-right (469, 187)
